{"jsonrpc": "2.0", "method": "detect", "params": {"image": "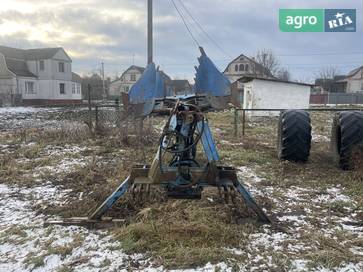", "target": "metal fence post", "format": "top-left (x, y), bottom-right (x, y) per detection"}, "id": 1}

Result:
top-left (115, 99), bottom-right (120, 128)
top-left (95, 105), bottom-right (99, 129)
top-left (242, 109), bottom-right (246, 136)
top-left (234, 108), bottom-right (238, 138)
